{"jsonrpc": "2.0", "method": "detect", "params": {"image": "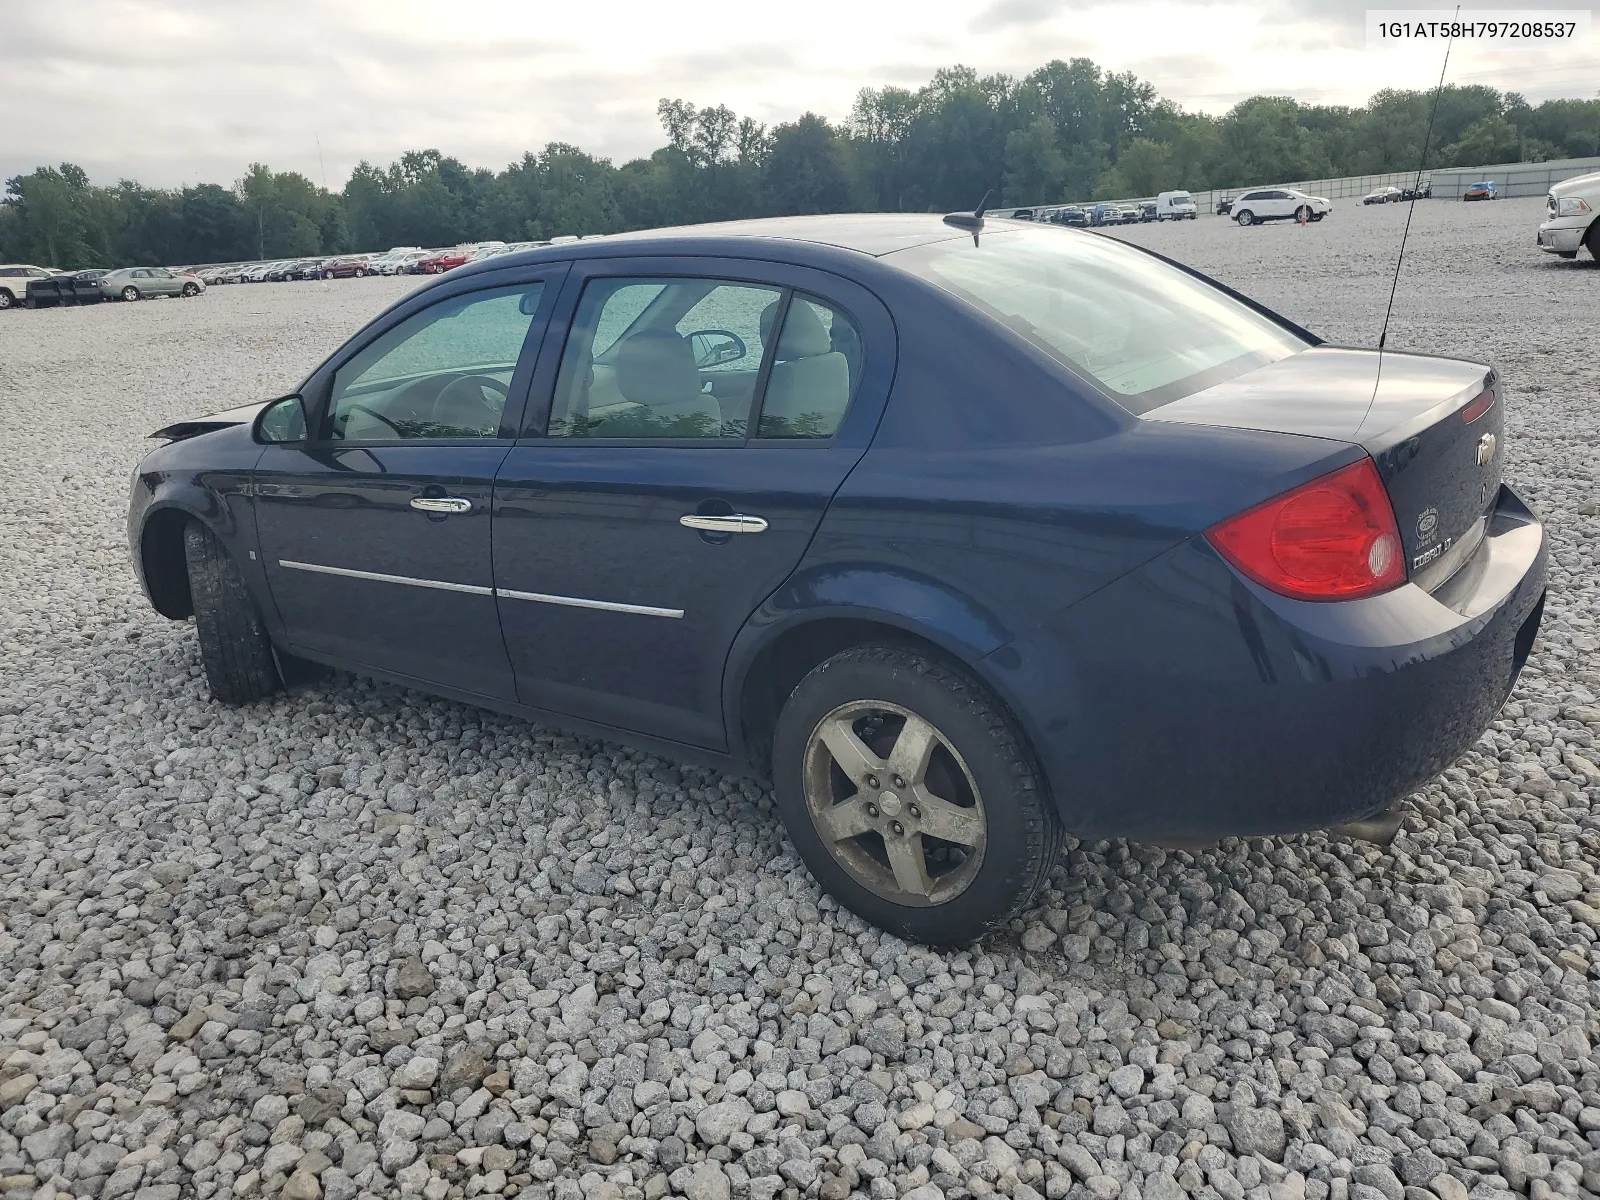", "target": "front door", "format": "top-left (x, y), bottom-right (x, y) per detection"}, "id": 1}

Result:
top-left (255, 275), bottom-right (558, 700)
top-left (492, 259), bottom-right (891, 748)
